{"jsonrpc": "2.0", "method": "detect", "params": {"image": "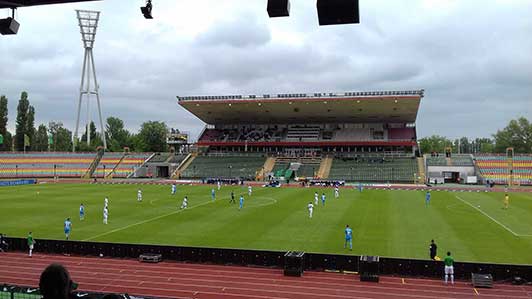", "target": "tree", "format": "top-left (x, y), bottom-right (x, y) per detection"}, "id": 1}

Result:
top-left (80, 121), bottom-right (102, 149)
top-left (3, 131), bottom-right (13, 151)
top-left (14, 92), bottom-right (36, 151)
top-left (15, 92), bottom-right (30, 151)
top-left (48, 122), bottom-right (72, 152)
top-left (27, 106), bottom-right (36, 150)
top-left (137, 121), bottom-right (167, 152)
top-left (55, 126), bottom-right (73, 152)
top-left (0, 95), bottom-right (7, 151)
top-left (493, 117), bottom-right (532, 153)
top-left (34, 124), bottom-right (49, 151)
top-left (471, 138), bottom-right (494, 153)
top-left (106, 116), bottom-right (131, 152)
top-left (418, 135), bottom-right (453, 154)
